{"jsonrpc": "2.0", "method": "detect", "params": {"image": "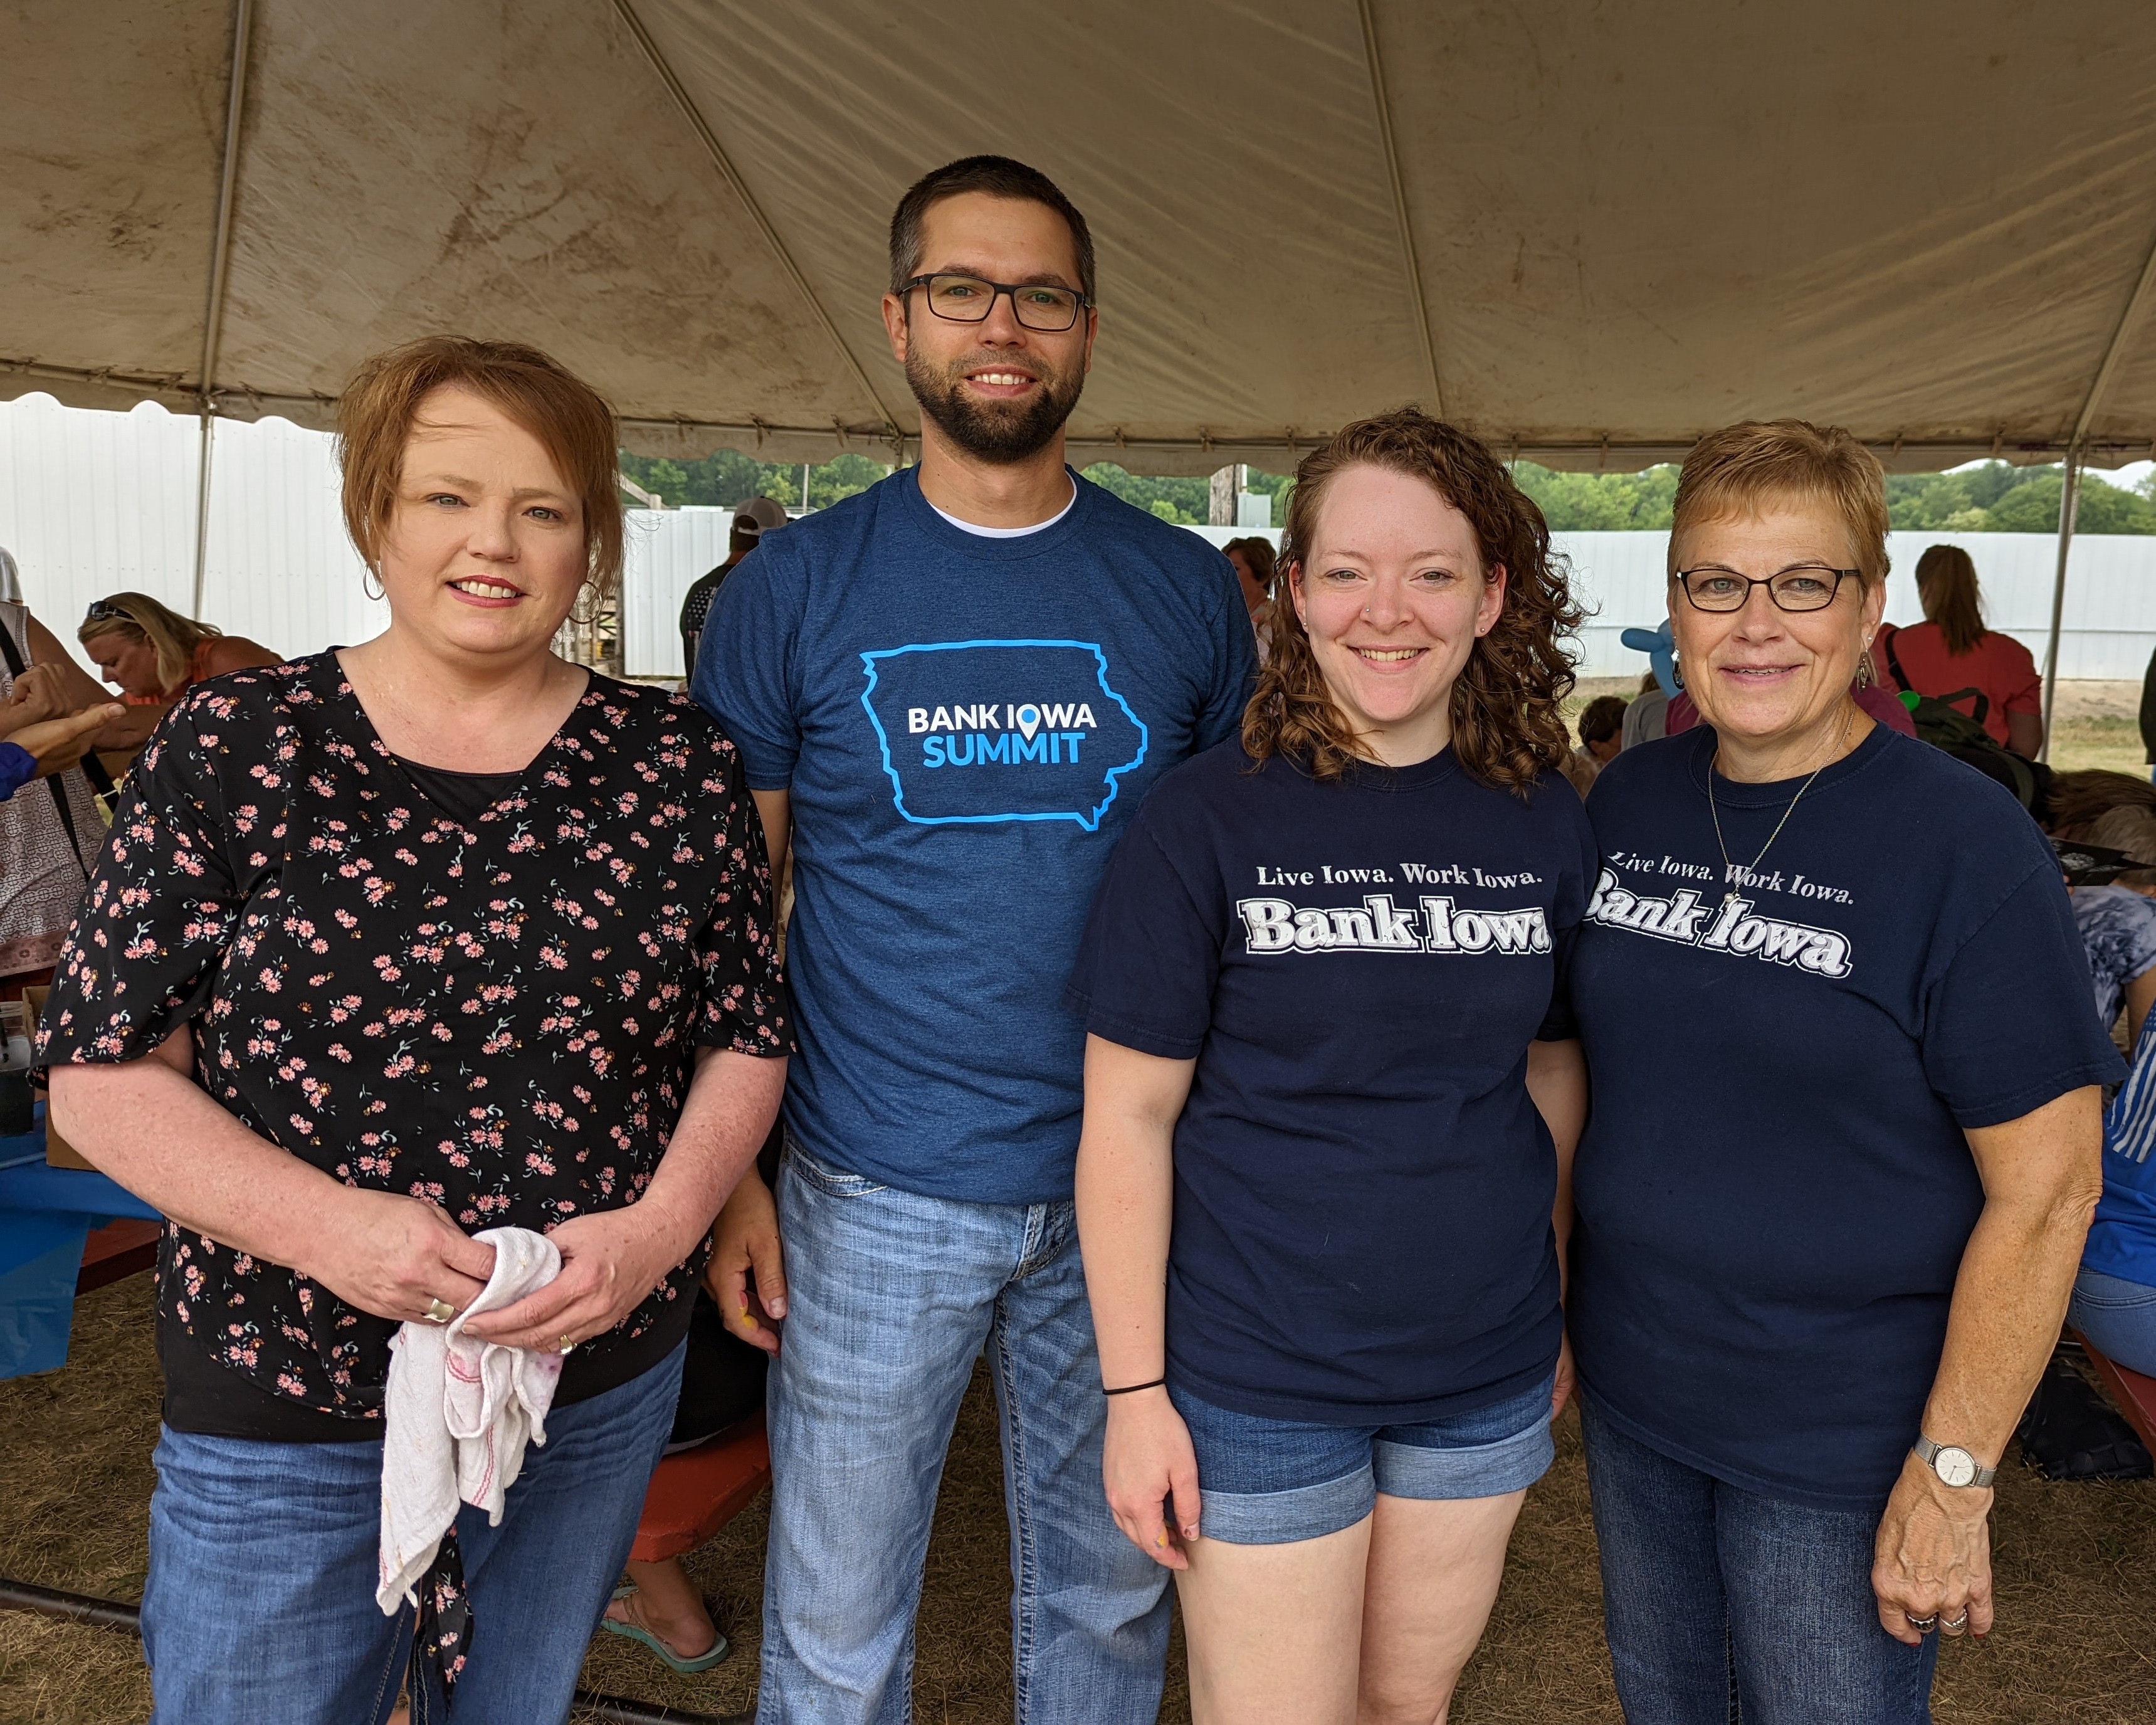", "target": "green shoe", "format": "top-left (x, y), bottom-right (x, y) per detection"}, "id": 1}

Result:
top-left (602, 1584), bottom-right (732, 1674)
